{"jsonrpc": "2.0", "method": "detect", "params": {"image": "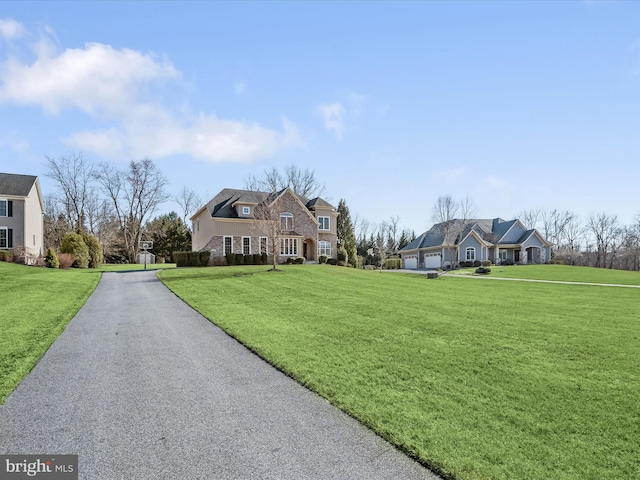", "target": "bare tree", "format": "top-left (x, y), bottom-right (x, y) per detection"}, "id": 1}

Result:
top-left (45, 152), bottom-right (94, 232)
top-left (518, 208), bottom-right (542, 230)
top-left (251, 194), bottom-right (285, 271)
top-left (175, 186), bottom-right (203, 229)
top-left (540, 209), bottom-right (576, 249)
top-left (432, 195), bottom-right (476, 268)
top-left (587, 212), bottom-right (621, 268)
top-left (43, 193), bottom-right (71, 249)
top-left (244, 164), bottom-right (326, 199)
top-left (95, 159), bottom-right (169, 263)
